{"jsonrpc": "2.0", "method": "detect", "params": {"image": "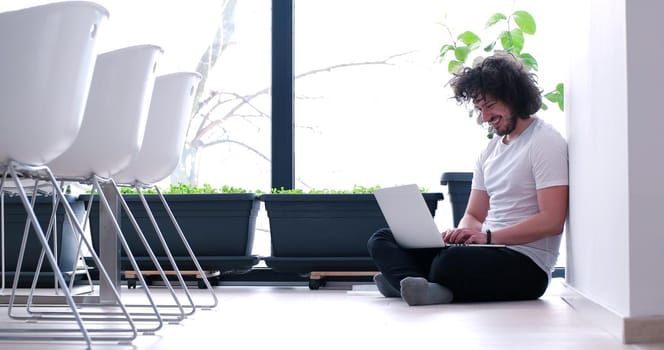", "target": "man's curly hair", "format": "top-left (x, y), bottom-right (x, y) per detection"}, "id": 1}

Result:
top-left (449, 54), bottom-right (542, 119)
